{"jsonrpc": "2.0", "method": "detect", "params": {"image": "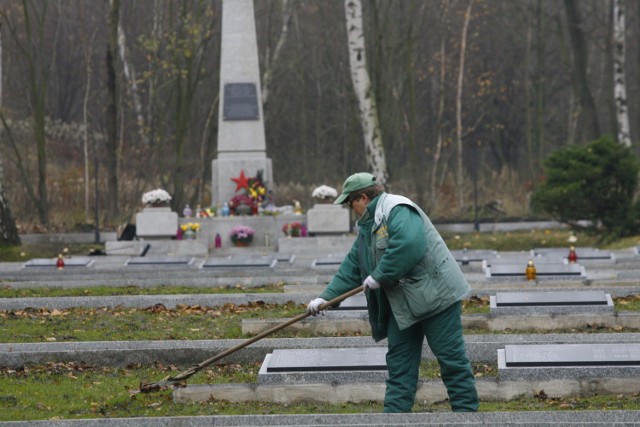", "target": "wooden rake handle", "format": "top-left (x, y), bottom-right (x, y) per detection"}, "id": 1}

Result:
top-left (140, 286), bottom-right (364, 391)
